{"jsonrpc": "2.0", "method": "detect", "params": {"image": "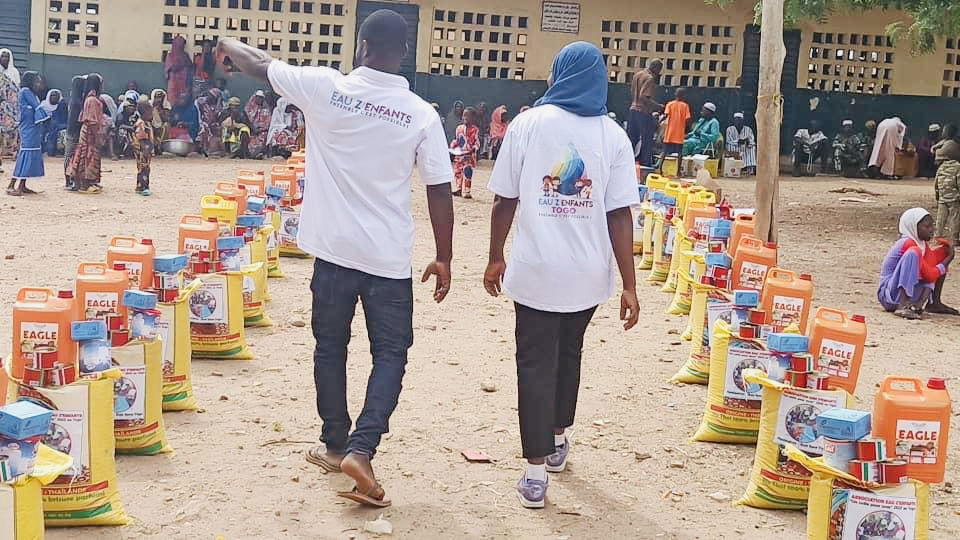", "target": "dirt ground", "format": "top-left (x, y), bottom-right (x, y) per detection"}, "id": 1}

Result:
top-left (1, 155), bottom-right (958, 539)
